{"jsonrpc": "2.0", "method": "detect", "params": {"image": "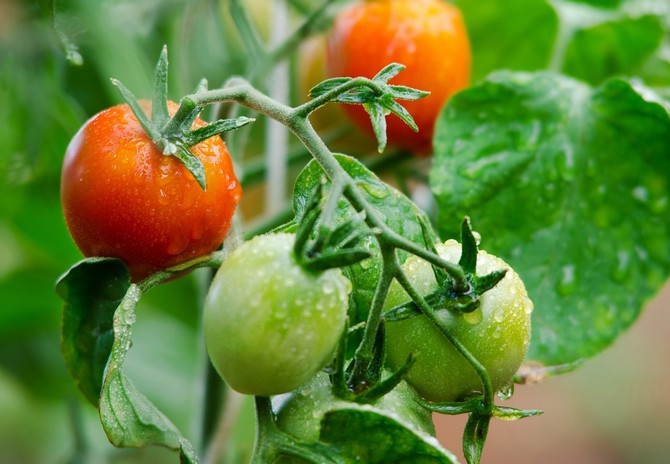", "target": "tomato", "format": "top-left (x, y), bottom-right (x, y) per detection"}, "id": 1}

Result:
top-left (384, 240), bottom-right (533, 402)
top-left (203, 233), bottom-right (351, 397)
top-left (61, 101), bottom-right (241, 282)
top-left (274, 371), bottom-right (435, 445)
top-left (326, 0), bottom-right (471, 154)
